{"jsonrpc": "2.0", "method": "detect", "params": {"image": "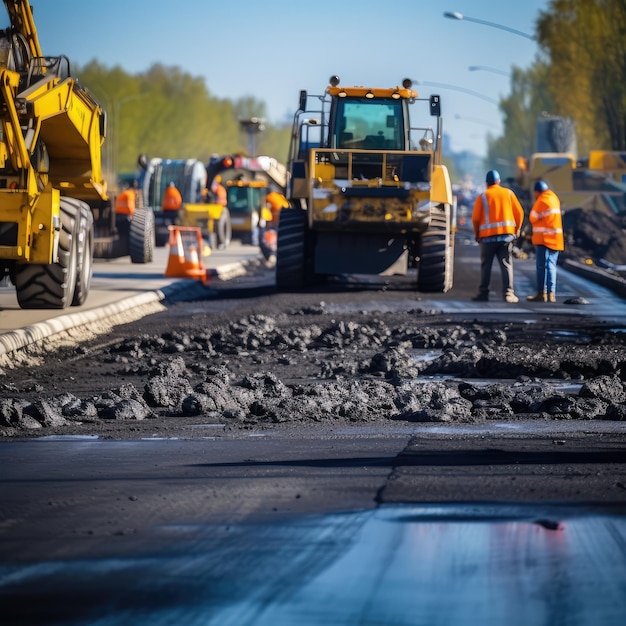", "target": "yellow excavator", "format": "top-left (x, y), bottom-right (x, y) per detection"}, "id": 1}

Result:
top-left (0, 1), bottom-right (154, 309)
